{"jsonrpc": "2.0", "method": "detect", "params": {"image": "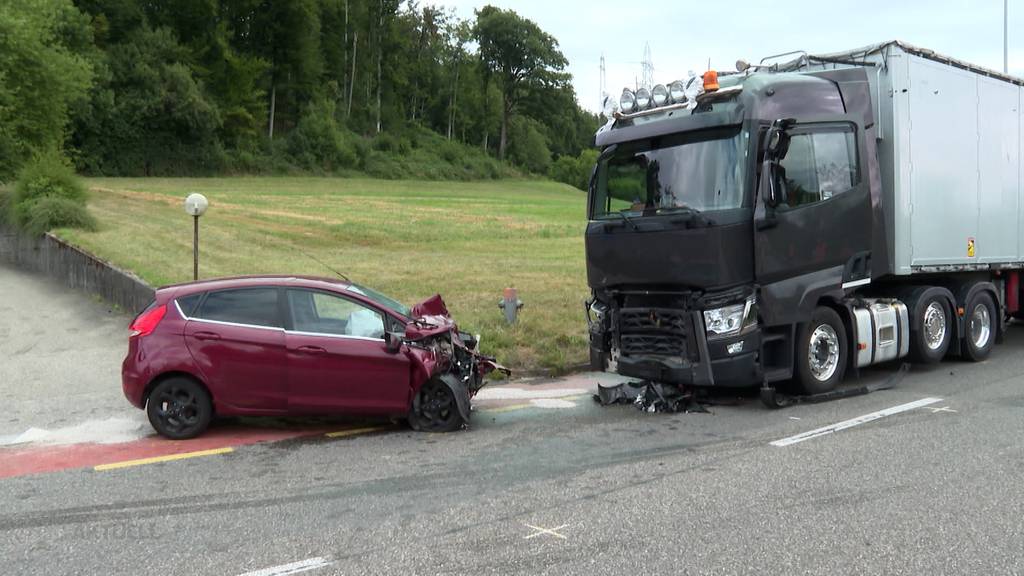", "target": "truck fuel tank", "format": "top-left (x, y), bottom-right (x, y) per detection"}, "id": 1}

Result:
top-left (853, 300), bottom-right (910, 368)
